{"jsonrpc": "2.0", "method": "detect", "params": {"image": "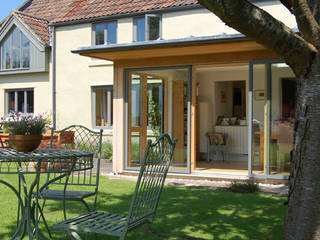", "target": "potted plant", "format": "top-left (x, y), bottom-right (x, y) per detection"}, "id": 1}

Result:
top-left (1, 112), bottom-right (50, 152)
